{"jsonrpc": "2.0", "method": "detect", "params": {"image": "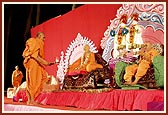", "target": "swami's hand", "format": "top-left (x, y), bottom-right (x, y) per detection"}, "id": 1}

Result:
top-left (75, 64), bottom-right (84, 70)
top-left (143, 55), bottom-right (151, 62)
top-left (138, 50), bottom-right (145, 56)
top-left (48, 62), bottom-right (55, 66)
